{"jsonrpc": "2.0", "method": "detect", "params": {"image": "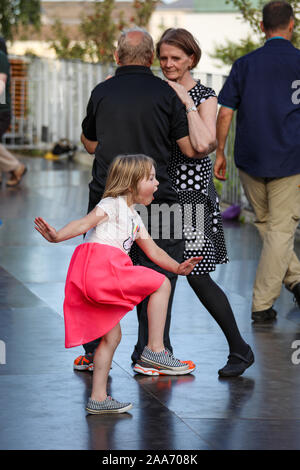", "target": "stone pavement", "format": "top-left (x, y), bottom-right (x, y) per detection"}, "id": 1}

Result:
top-left (0, 155), bottom-right (300, 451)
